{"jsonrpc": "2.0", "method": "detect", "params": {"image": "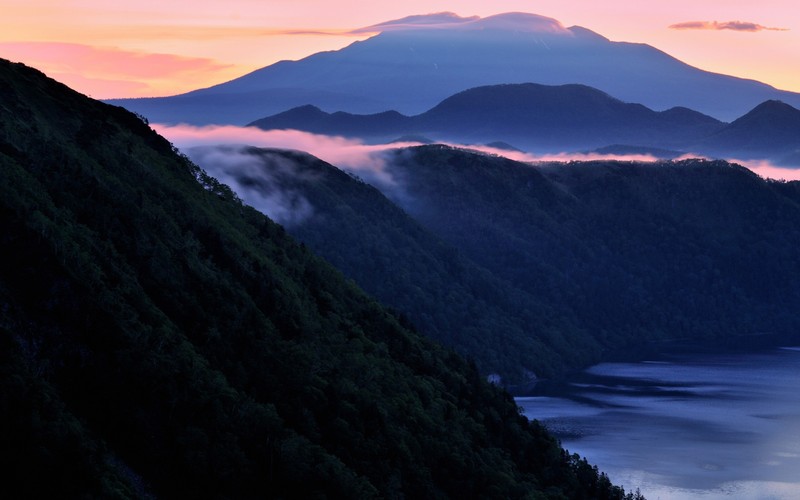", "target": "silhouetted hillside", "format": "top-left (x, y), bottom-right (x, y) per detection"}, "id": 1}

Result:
top-left (250, 83), bottom-right (725, 152)
top-left (184, 142), bottom-right (800, 388)
top-left (700, 100), bottom-right (800, 159)
top-left (374, 146), bottom-right (800, 368)
top-left (188, 146), bottom-right (597, 382)
top-left (0, 59), bottom-right (632, 499)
